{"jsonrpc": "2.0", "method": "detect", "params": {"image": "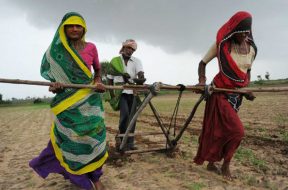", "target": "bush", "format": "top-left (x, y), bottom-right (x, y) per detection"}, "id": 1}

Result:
top-left (33, 98), bottom-right (43, 104)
